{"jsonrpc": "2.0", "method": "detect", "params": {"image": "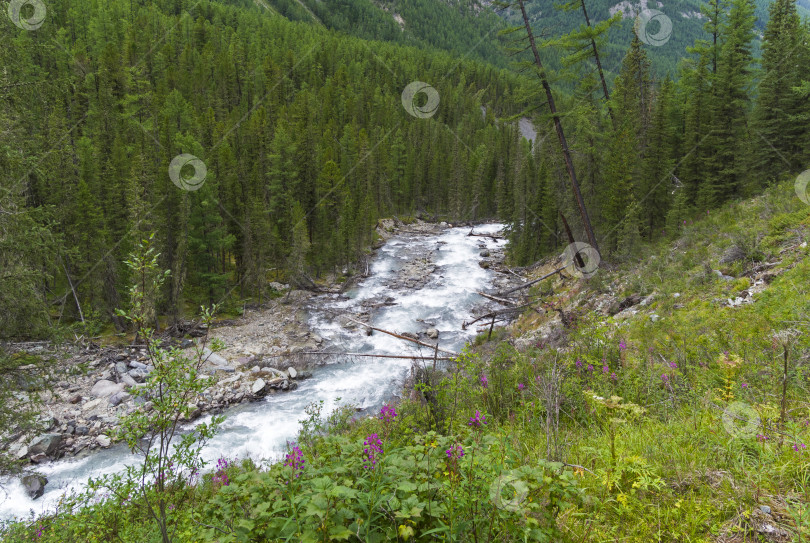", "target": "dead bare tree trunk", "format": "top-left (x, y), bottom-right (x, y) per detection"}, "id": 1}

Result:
top-left (580, 0), bottom-right (615, 127)
top-left (516, 0), bottom-right (600, 257)
top-left (559, 212), bottom-right (585, 269)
